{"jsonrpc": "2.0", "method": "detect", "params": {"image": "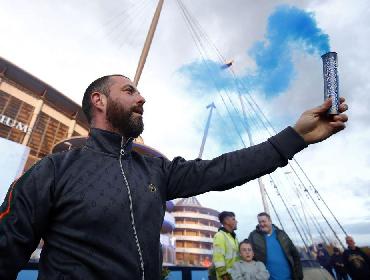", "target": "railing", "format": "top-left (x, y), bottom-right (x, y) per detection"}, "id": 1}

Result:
top-left (175, 223), bottom-right (218, 232)
top-left (17, 263), bottom-right (209, 280)
top-left (176, 247), bottom-right (213, 255)
top-left (173, 212), bottom-right (219, 222)
top-left (18, 260), bottom-right (328, 280)
top-left (166, 266), bottom-right (209, 280)
top-left (174, 235), bottom-right (213, 243)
